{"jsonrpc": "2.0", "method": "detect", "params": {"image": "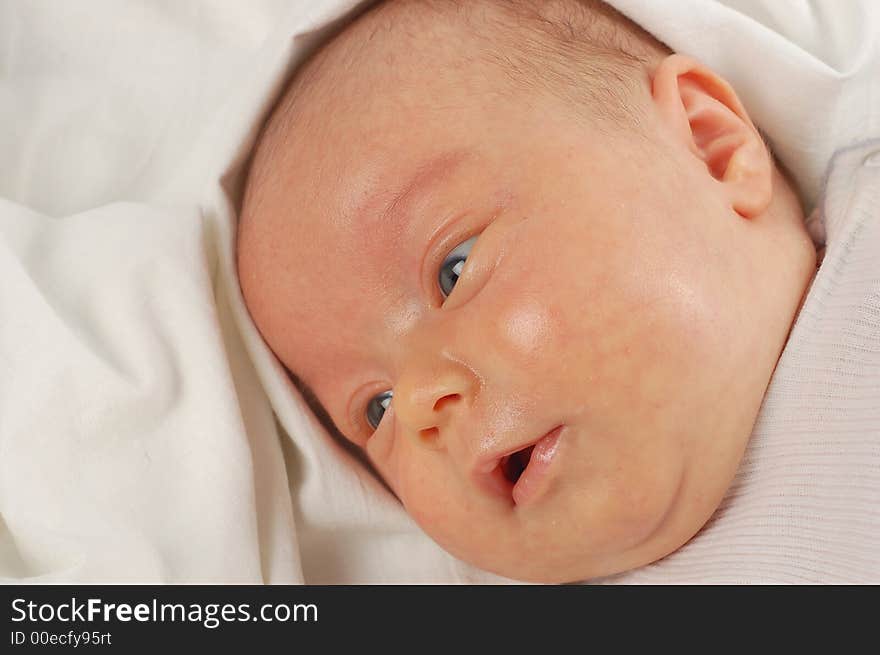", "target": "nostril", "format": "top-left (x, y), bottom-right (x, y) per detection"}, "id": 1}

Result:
top-left (432, 393), bottom-right (461, 413)
top-left (418, 427), bottom-right (440, 446)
